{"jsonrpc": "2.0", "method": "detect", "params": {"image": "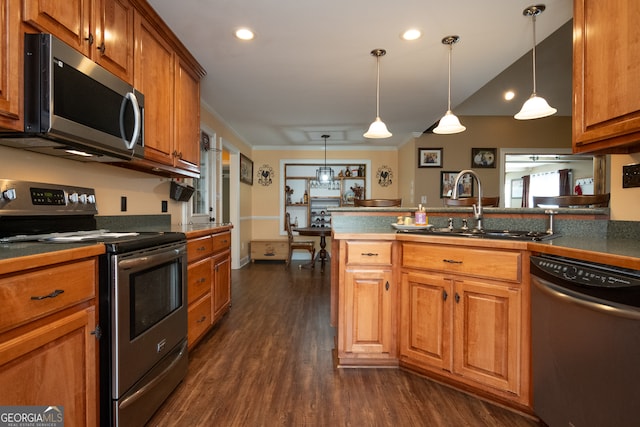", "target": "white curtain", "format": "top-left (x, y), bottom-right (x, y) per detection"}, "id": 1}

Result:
top-left (528, 170), bottom-right (559, 207)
